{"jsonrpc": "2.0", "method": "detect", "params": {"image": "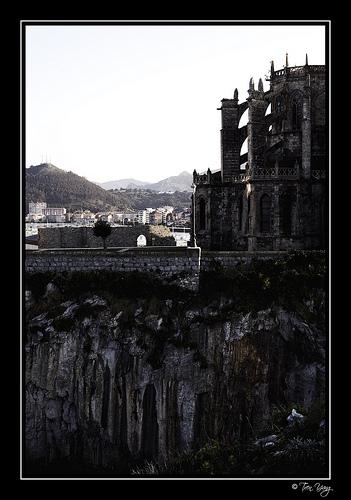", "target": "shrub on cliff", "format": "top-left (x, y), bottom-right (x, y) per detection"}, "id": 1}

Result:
top-left (130, 400), bottom-right (327, 478)
top-left (26, 270), bottom-right (190, 301)
top-left (131, 440), bottom-right (240, 477)
top-left (199, 250), bottom-right (326, 311)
